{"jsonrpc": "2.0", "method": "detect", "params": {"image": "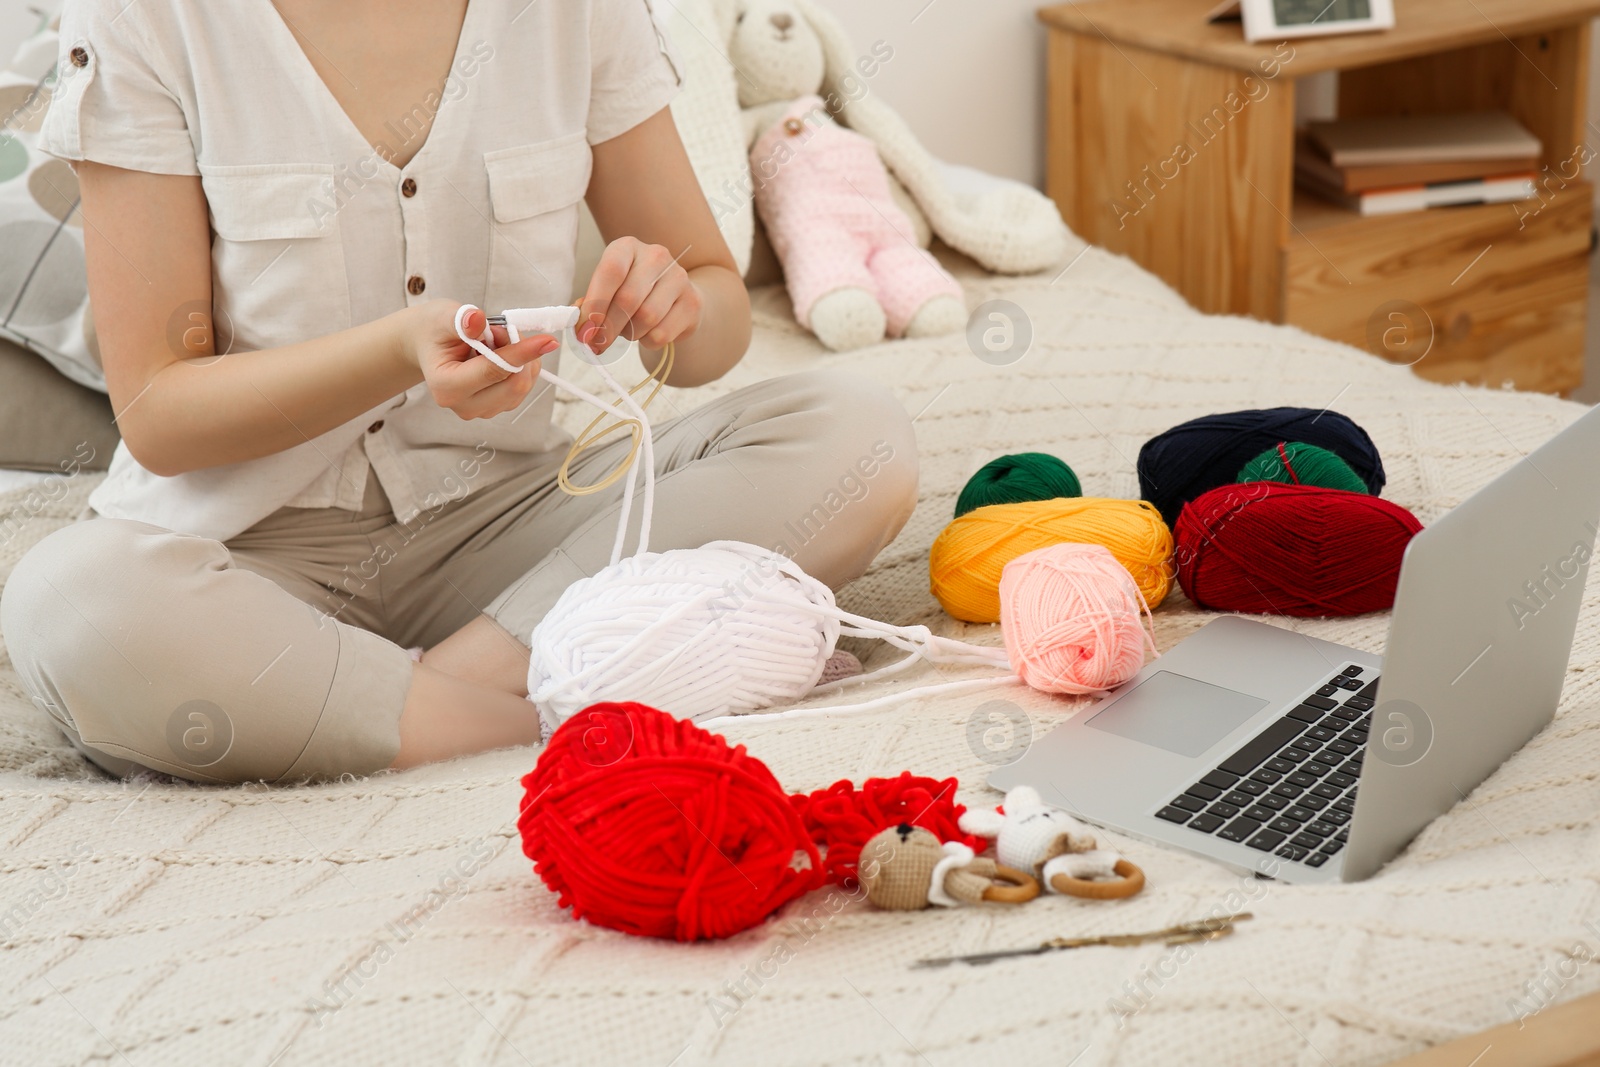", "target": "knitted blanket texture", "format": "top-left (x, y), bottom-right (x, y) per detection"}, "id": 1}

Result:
top-left (2, 249), bottom-right (1596, 1066)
